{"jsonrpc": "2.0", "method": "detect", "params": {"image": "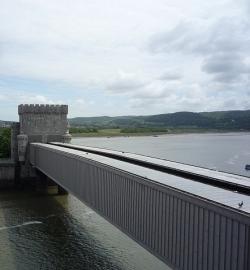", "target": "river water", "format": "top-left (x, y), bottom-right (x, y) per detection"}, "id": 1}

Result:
top-left (0, 133), bottom-right (249, 270)
top-left (72, 132), bottom-right (250, 177)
